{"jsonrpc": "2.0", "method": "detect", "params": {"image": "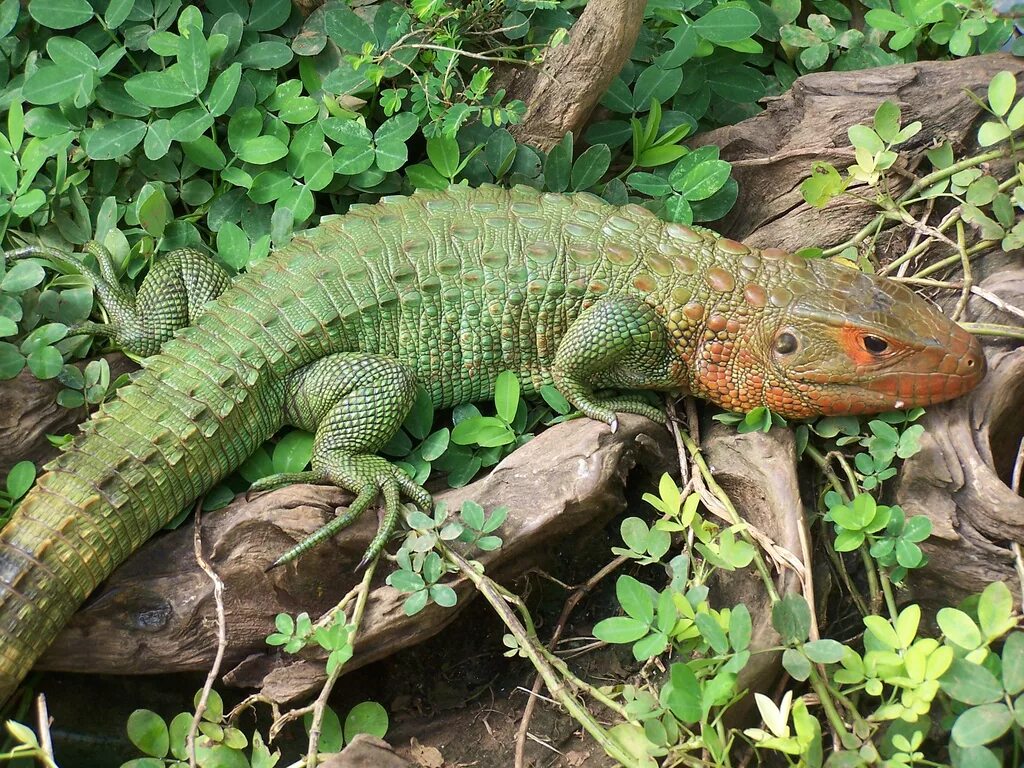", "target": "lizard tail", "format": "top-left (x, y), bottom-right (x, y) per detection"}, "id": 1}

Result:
top-left (0, 250), bottom-right (342, 703)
